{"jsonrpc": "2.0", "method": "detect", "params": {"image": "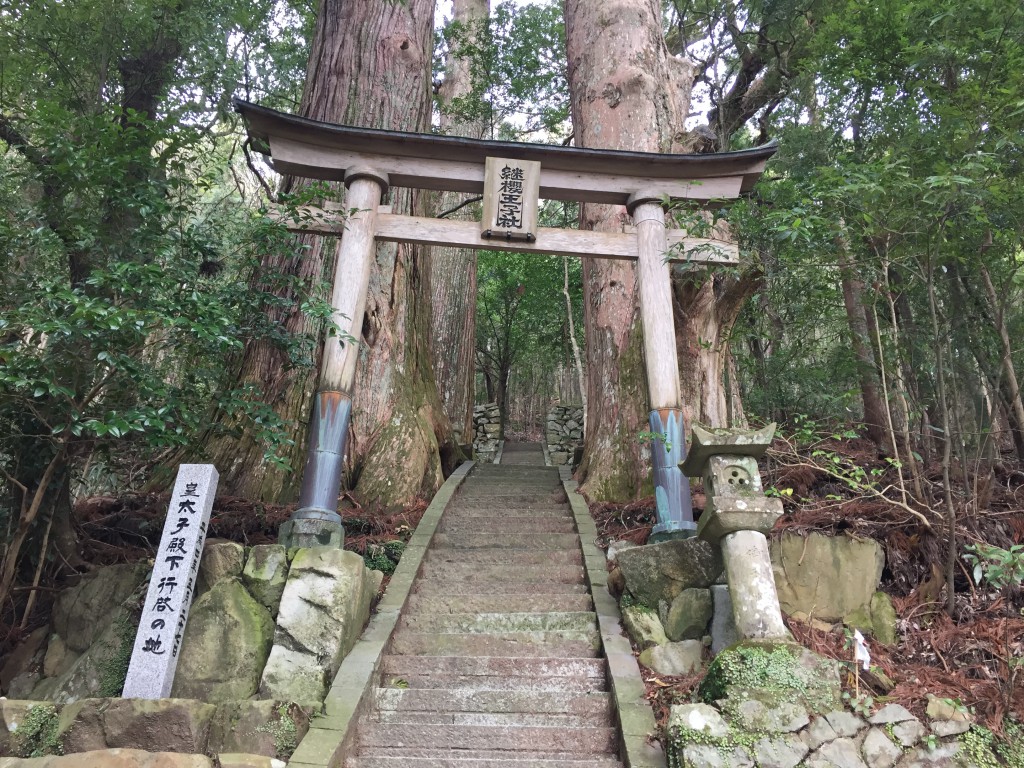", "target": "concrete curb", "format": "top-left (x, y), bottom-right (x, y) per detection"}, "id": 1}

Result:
top-left (560, 467), bottom-right (667, 768)
top-left (287, 461), bottom-right (475, 768)
top-left (494, 439), bottom-right (505, 464)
